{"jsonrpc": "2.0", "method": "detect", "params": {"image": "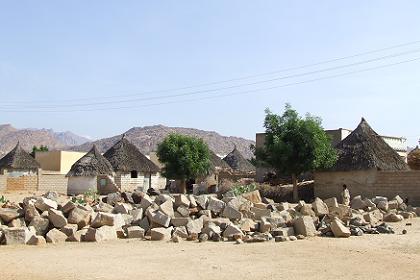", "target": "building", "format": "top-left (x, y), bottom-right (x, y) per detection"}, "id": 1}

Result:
top-left (66, 145), bottom-right (118, 195)
top-left (103, 136), bottom-right (160, 192)
top-left (325, 128), bottom-right (407, 161)
top-left (0, 142), bottom-right (40, 191)
top-left (223, 146), bottom-right (255, 175)
top-left (313, 118), bottom-right (420, 204)
top-left (35, 150), bottom-right (87, 174)
top-left (408, 147), bottom-right (420, 170)
top-left (255, 123), bottom-right (408, 182)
